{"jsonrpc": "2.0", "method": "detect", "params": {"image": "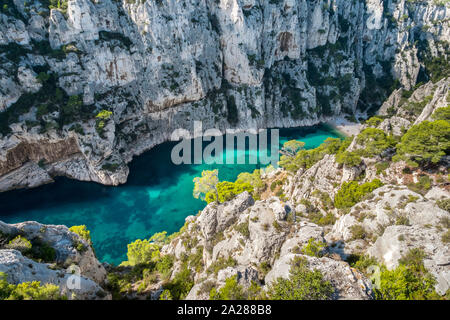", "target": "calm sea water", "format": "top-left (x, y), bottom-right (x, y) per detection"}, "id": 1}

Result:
top-left (0, 124), bottom-right (341, 265)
